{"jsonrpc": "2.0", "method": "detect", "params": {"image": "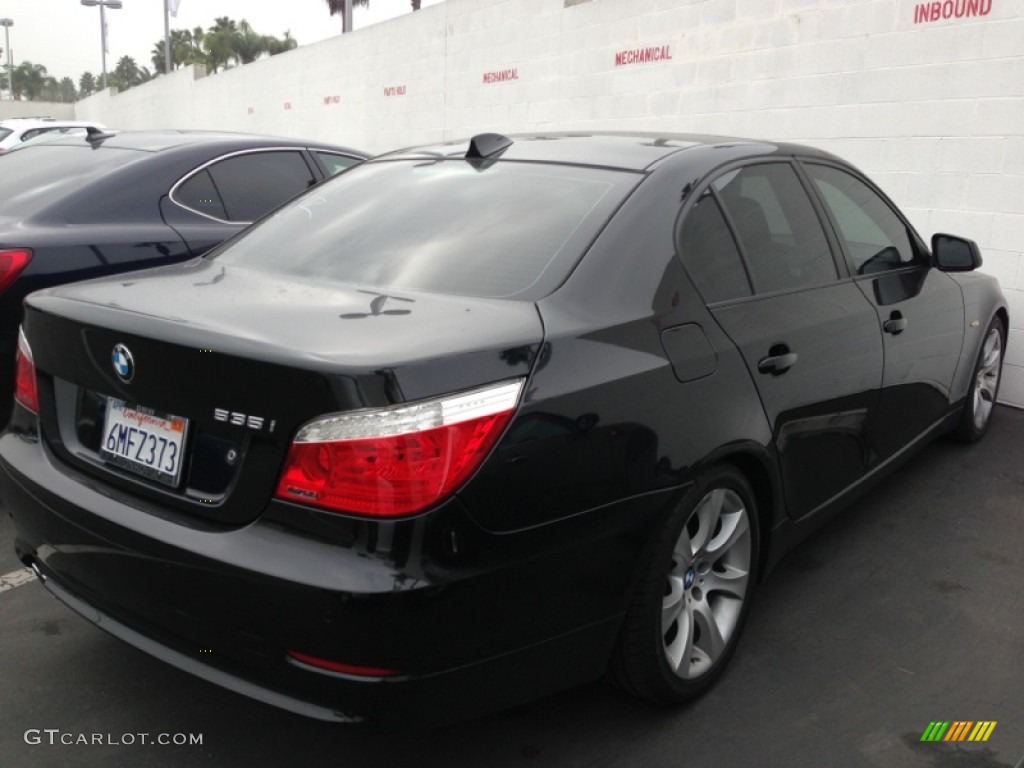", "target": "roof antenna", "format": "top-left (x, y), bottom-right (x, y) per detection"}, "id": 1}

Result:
top-left (466, 133), bottom-right (513, 160)
top-left (85, 125), bottom-right (117, 143)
